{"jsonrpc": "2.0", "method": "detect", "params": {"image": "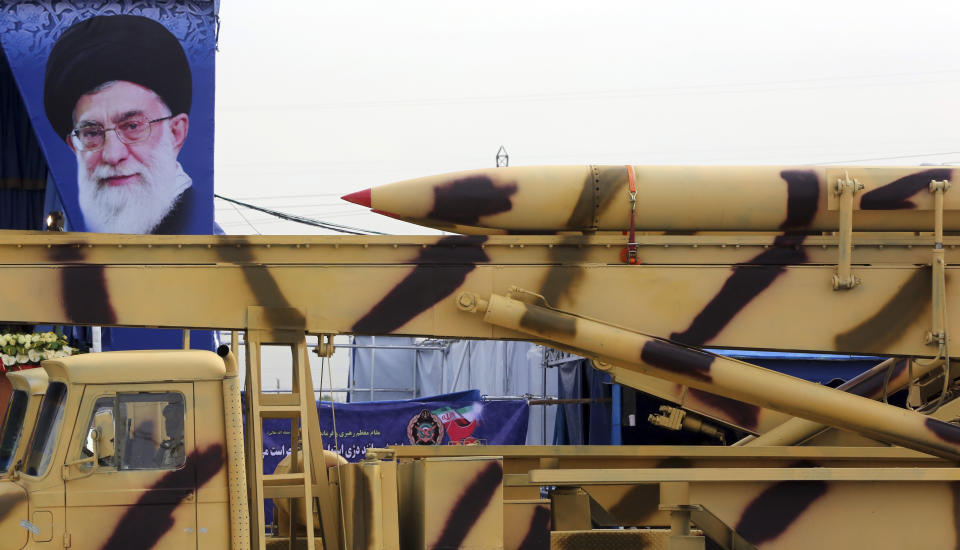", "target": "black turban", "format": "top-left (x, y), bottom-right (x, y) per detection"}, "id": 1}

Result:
top-left (44, 15), bottom-right (192, 140)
